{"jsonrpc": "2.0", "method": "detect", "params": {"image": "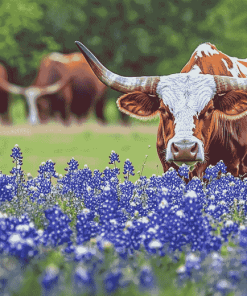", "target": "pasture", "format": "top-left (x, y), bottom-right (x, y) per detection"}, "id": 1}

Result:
top-left (2, 96), bottom-right (161, 182)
